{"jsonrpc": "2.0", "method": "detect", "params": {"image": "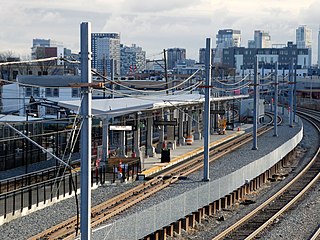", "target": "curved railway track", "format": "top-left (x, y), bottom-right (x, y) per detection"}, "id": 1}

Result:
top-left (211, 110), bottom-right (320, 240)
top-left (30, 114), bottom-right (279, 240)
